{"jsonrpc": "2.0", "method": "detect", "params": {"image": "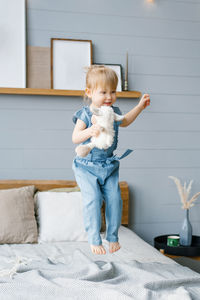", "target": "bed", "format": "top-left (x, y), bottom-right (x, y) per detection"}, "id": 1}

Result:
top-left (0, 180), bottom-right (200, 300)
